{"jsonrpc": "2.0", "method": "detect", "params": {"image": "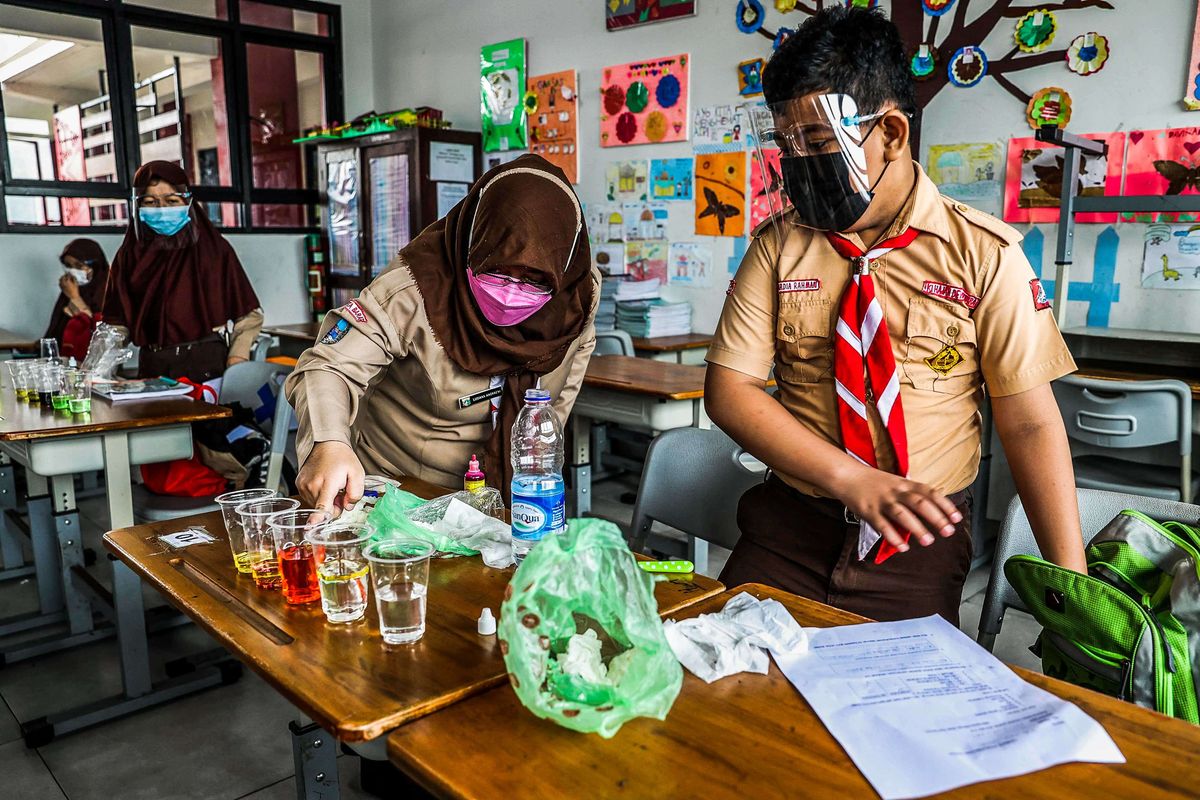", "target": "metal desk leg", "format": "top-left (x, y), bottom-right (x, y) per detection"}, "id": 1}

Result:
top-left (25, 473), bottom-right (63, 615)
top-left (569, 413), bottom-right (592, 518)
top-left (290, 721), bottom-right (340, 800)
top-left (50, 474), bottom-right (92, 636)
top-left (0, 454), bottom-right (33, 581)
top-left (693, 399), bottom-right (712, 430)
